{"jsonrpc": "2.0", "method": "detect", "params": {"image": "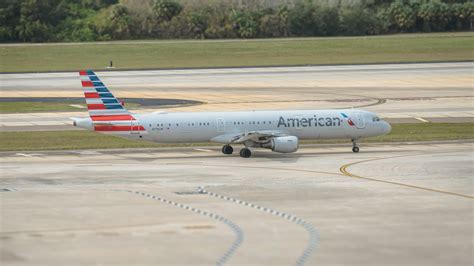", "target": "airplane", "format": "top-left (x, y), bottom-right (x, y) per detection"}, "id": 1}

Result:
top-left (72, 70), bottom-right (391, 158)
